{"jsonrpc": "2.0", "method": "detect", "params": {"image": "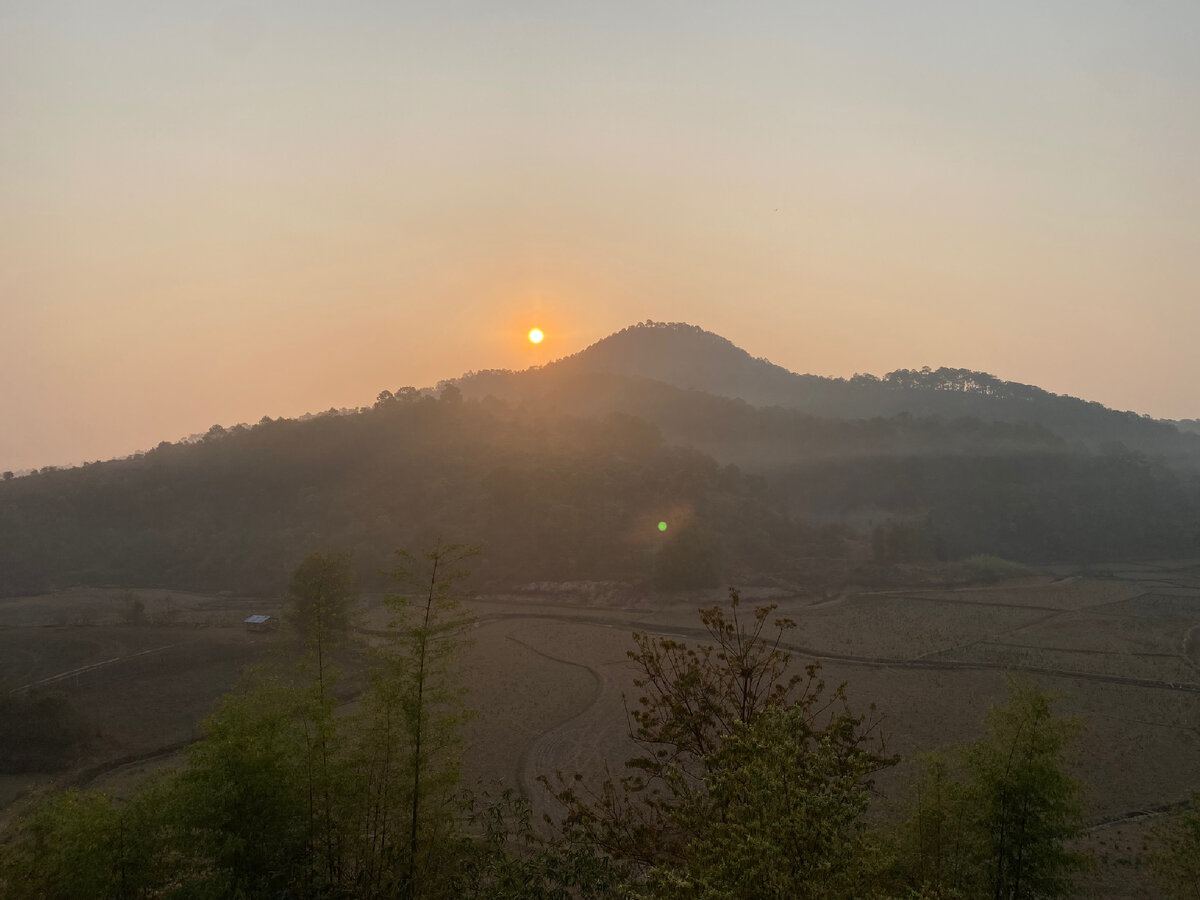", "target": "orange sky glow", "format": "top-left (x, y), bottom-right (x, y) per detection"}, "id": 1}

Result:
top-left (2, 3), bottom-right (1199, 472)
